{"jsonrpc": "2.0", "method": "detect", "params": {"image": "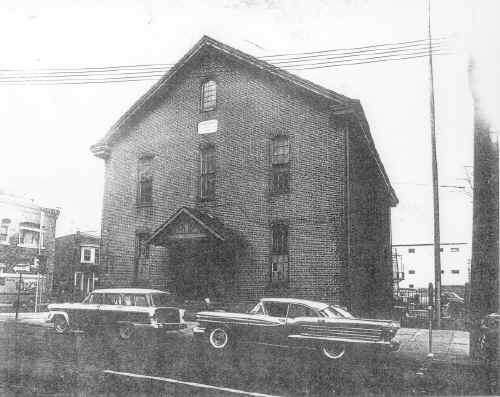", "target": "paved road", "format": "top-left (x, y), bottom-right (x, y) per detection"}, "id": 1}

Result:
top-left (0, 320), bottom-right (494, 396)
